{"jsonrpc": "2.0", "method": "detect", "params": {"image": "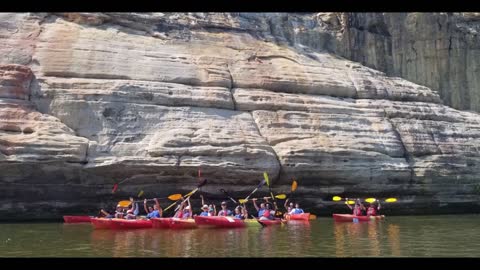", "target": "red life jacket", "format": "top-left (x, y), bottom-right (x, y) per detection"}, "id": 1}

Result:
top-left (367, 207), bottom-right (377, 216)
top-left (263, 210), bottom-right (270, 218)
top-left (353, 206), bottom-right (363, 216)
